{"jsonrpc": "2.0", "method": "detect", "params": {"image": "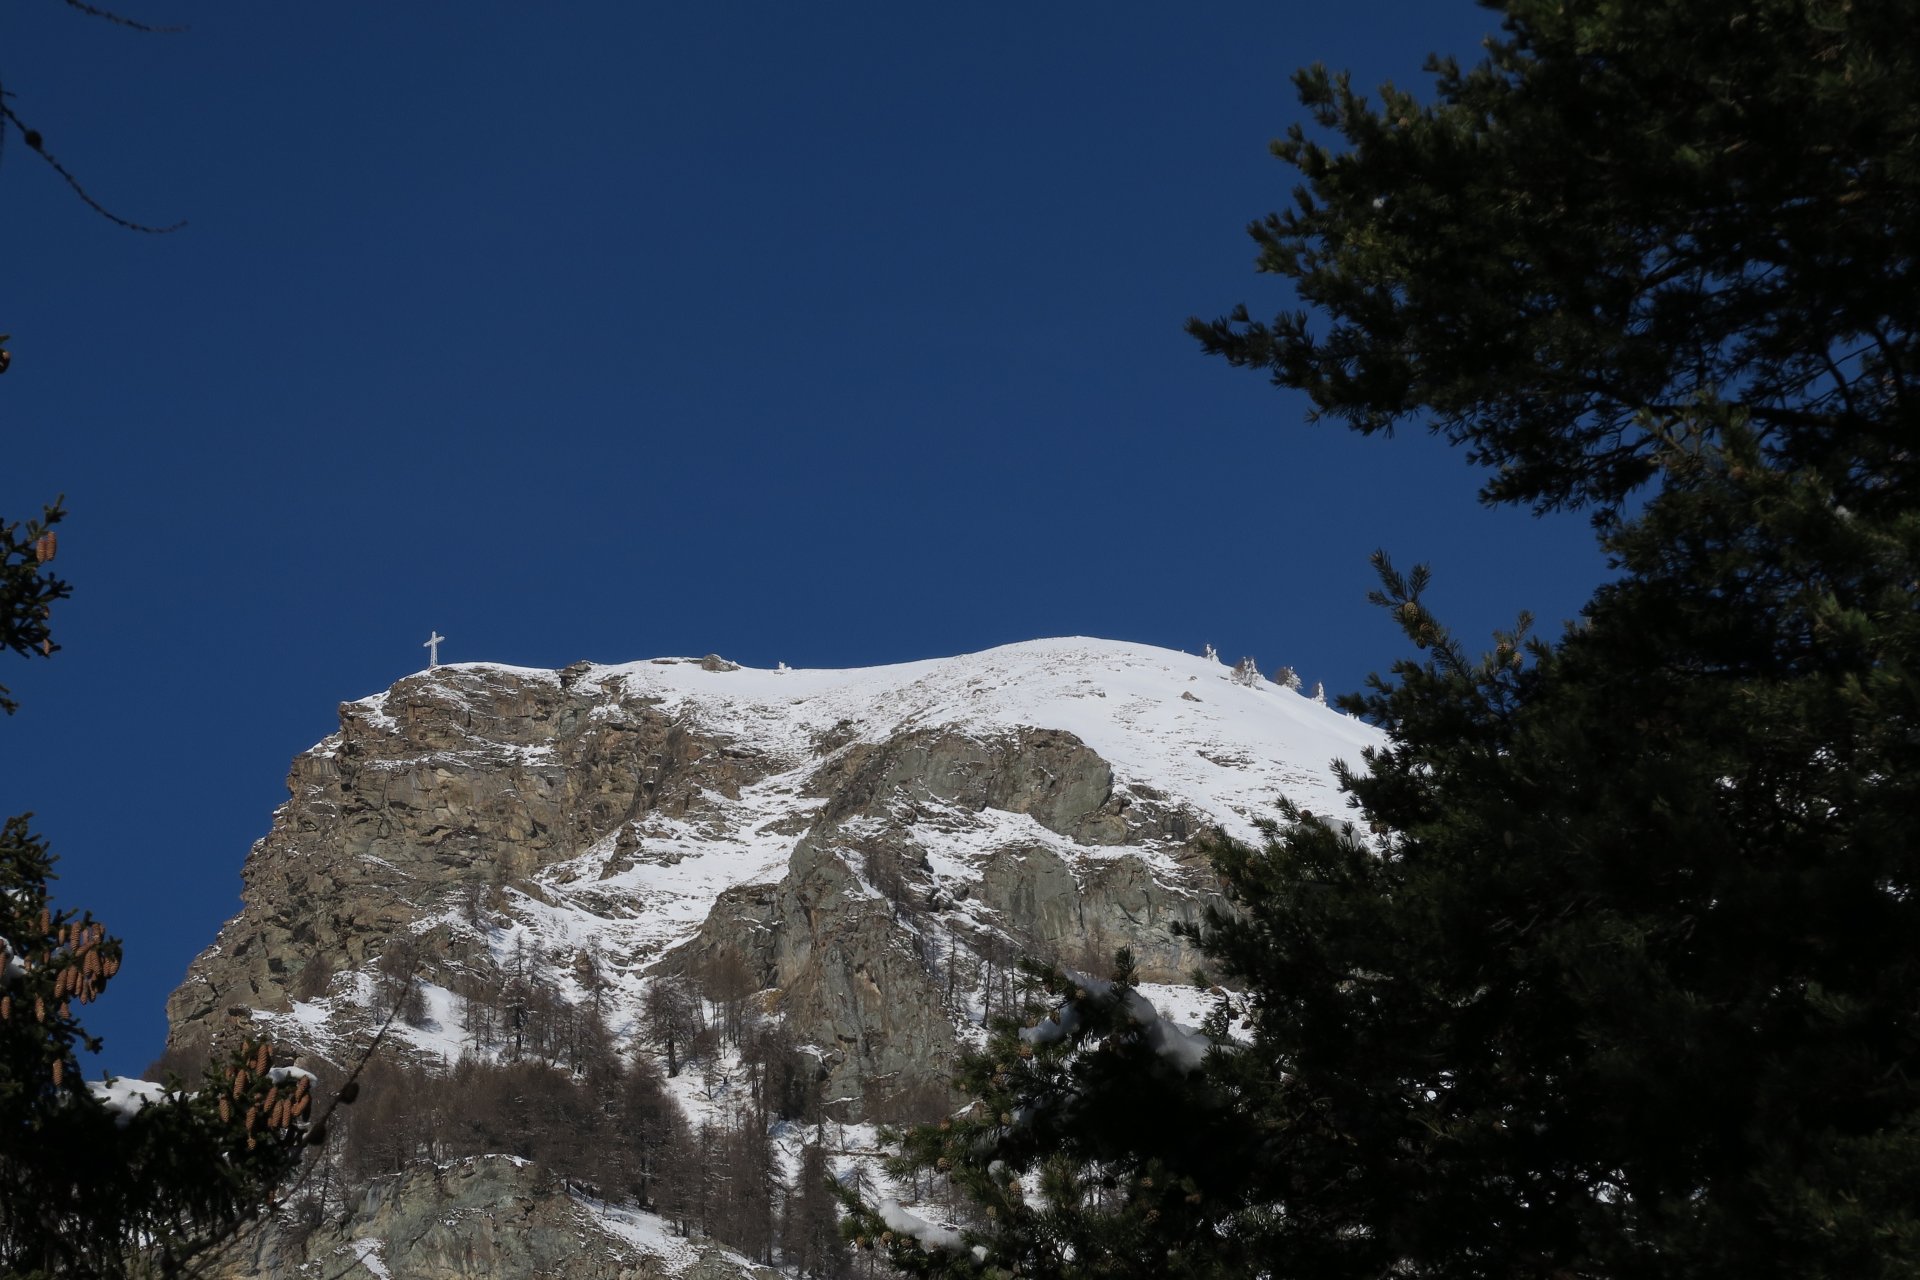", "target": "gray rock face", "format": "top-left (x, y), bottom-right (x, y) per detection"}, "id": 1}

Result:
top-left (205, 1156), bottom-right (770, 1280)
top-left (166, 665), bottom-right (772, 1062)
top-left (814, 727), bottom-right (1131, 845)
top-left (163, 641), bottom-right (1371, 1276)
top-left (168, 659), bottom-right (1236, 1113)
